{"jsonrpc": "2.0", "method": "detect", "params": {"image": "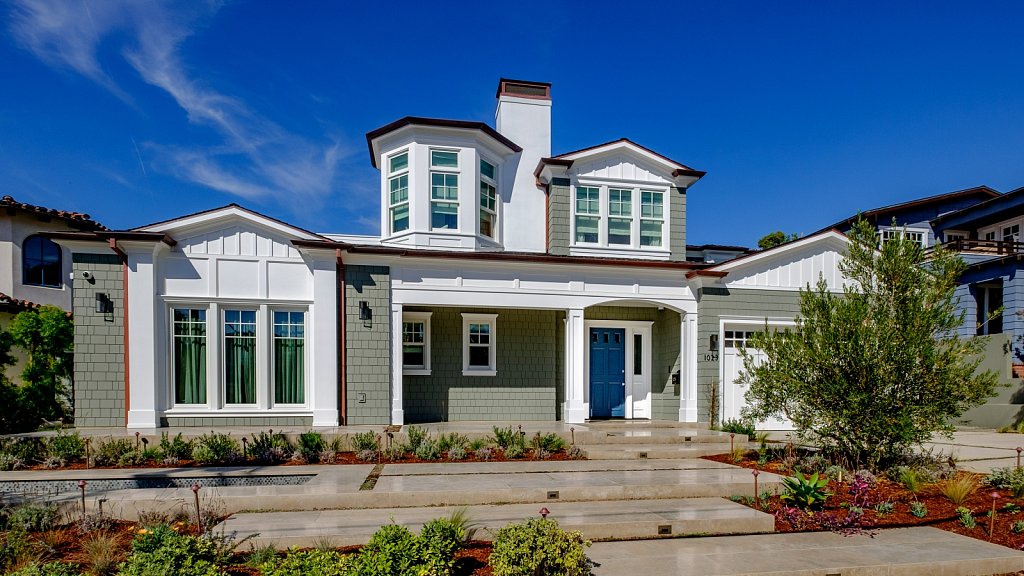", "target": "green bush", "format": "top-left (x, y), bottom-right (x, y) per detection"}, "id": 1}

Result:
top-left (414, 439), bottom-right (440, 461)
top-left (193, 432), bottom-right (242, 465)
top-left (119, 524), bottom-right (223, 576)
top-left (260, 548), bottom-right (353, 576)
top-left (7, 562), bottom-right (81, 576)
top-left (504, 444), bottom-right (524, 459)
top-left (490, 518), bottom-right (591, 576)
top-left (532, 433), bottom-right (567, 452)
top-left (719, 418), bottom-right (756, 437)
top-left (352, 431), bottom-right (379, 452)
top-left (405, 426), bottom-right (427, 453)
top-left (46, 430), bottom-right (84, 462)
top-left (93, 438), bottom-right (135, 466)
top-left (419, 517), bottom-right (464, 576)
top-left (986, 466), bottom-right (1024, 498)
top-left (437, 432), bottom-right (468, 453)
top-left (297, 432), bottom-right (325, 463)
top-left (491, 426), bottom-right (516, 449)
top-left (6, 503), bottom-right (59, 532)
top-left (0, 452), bottom-right (24, 471)
top-left (909, 501), bottom-right (928, 518)
top-left (2, 437), bottom-right (46, 463)
top-left (780, 471), bottom-right (831, 509)
top-left (159, 433), bottom-right (193, 461)
top-left (249, 431), bottom-right (292, 464)
top-left (351, 523), bottom-right (423, 576)
top-left (447, 446), bottom-right (467, 461)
